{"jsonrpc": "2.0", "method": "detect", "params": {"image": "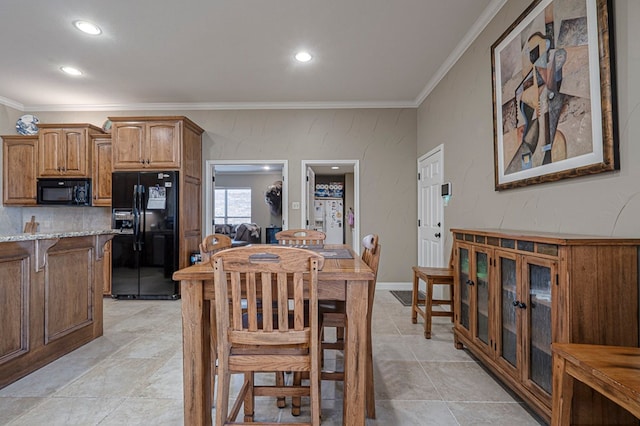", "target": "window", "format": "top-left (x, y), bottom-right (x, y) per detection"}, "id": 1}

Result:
top-left (215, 188), bottom-right (251, 225)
